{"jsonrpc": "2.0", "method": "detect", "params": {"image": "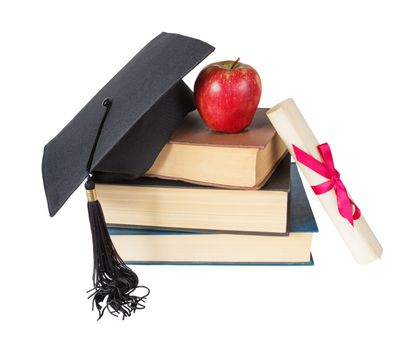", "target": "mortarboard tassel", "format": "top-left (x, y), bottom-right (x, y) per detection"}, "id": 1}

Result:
top-left (85, 98), bottom-right (150, 320)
